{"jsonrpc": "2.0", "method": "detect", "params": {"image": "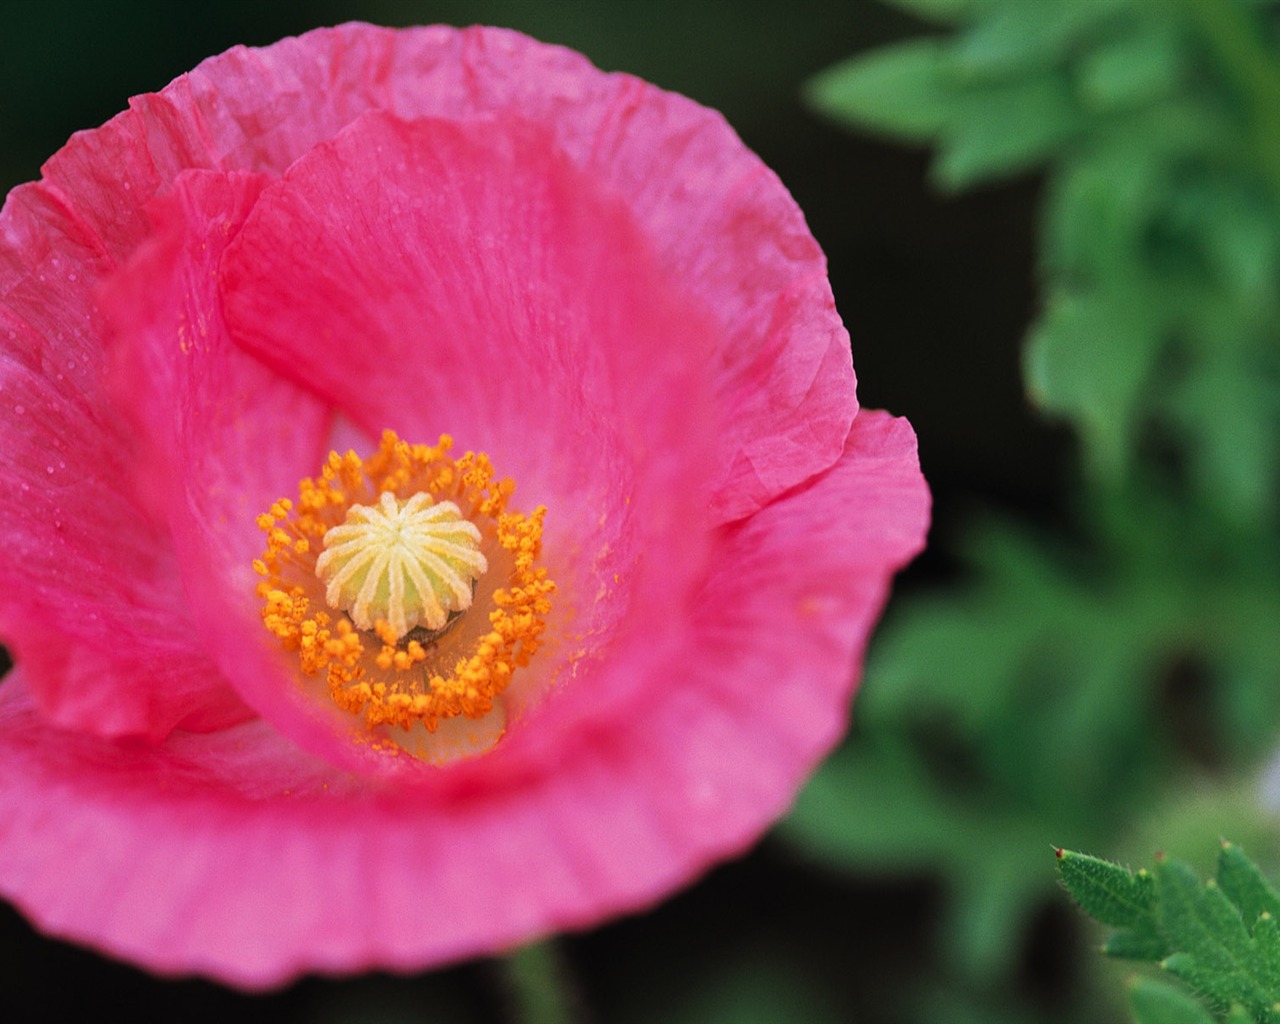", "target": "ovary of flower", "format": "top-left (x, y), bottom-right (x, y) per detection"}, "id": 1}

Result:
top-left (314, 492), bottom-right (487, 639)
